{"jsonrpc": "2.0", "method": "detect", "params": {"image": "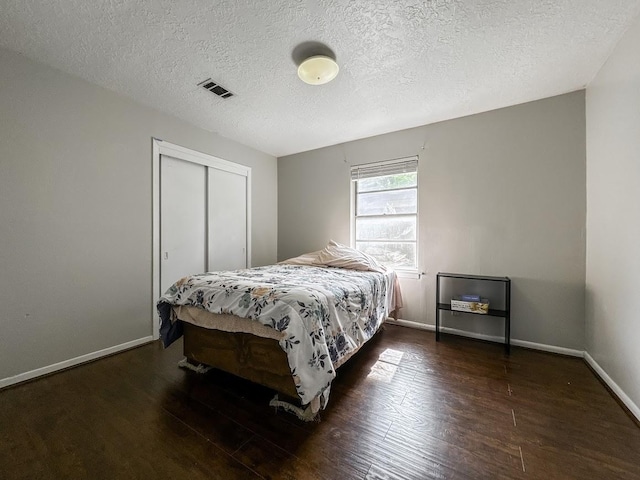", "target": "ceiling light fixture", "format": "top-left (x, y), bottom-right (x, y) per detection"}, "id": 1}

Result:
top-left (297, 55), bottom-right (339, 85)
